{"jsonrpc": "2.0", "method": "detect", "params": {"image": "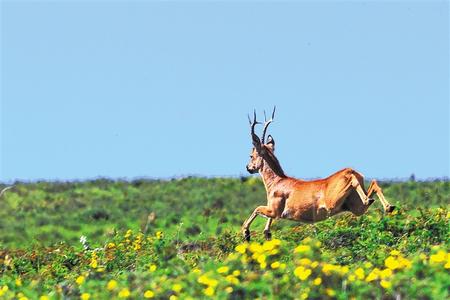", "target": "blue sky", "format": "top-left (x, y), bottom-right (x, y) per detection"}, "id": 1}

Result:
top-left (1, 1), bottom-right (449, 181)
